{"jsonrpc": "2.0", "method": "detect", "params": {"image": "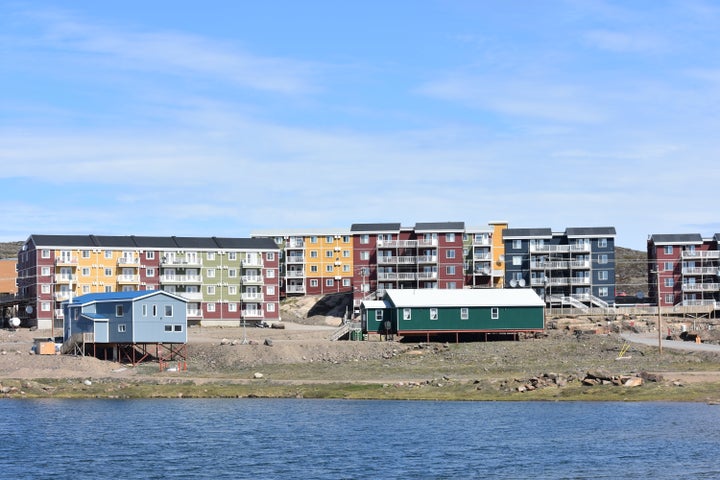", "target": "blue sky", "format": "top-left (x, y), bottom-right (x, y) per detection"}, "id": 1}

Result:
top-left (2, 0), bottom-right (720, 250)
